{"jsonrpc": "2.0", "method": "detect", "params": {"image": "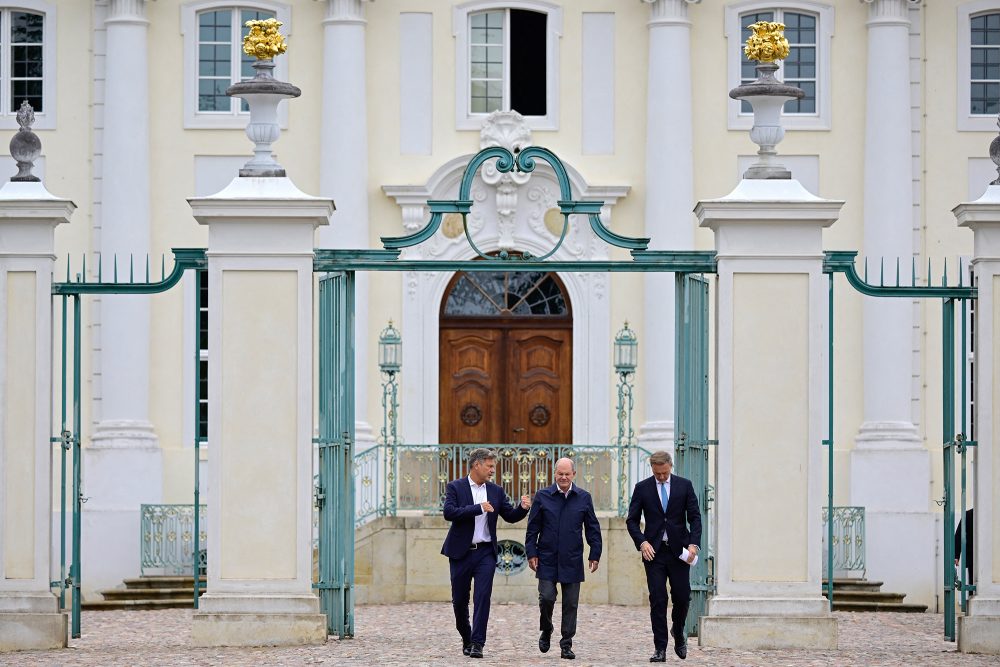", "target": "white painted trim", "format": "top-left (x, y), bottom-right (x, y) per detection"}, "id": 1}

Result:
top-left (0, 1), bottom-right (57, 130)
top-left (452, 0), bottom-right (562, 131)
top-left (724, 0), bottom-right (833, 131)
top-left (384, 157), bottom-right (629, 447)
top-left (180, 0), bottom-right (291, 130)
top-left (958, 0), bottom-right (1000, 131)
